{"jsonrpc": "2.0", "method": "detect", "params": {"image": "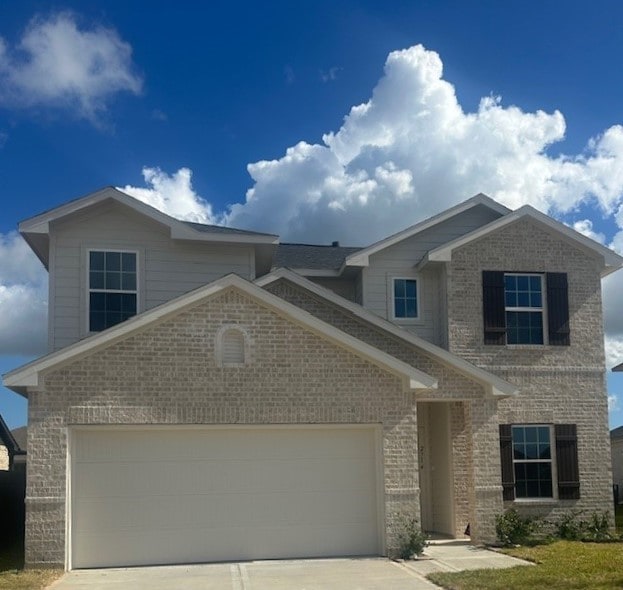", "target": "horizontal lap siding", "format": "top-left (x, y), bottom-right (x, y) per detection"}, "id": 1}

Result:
top-left (50, 202), bottom-right (254, 351)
